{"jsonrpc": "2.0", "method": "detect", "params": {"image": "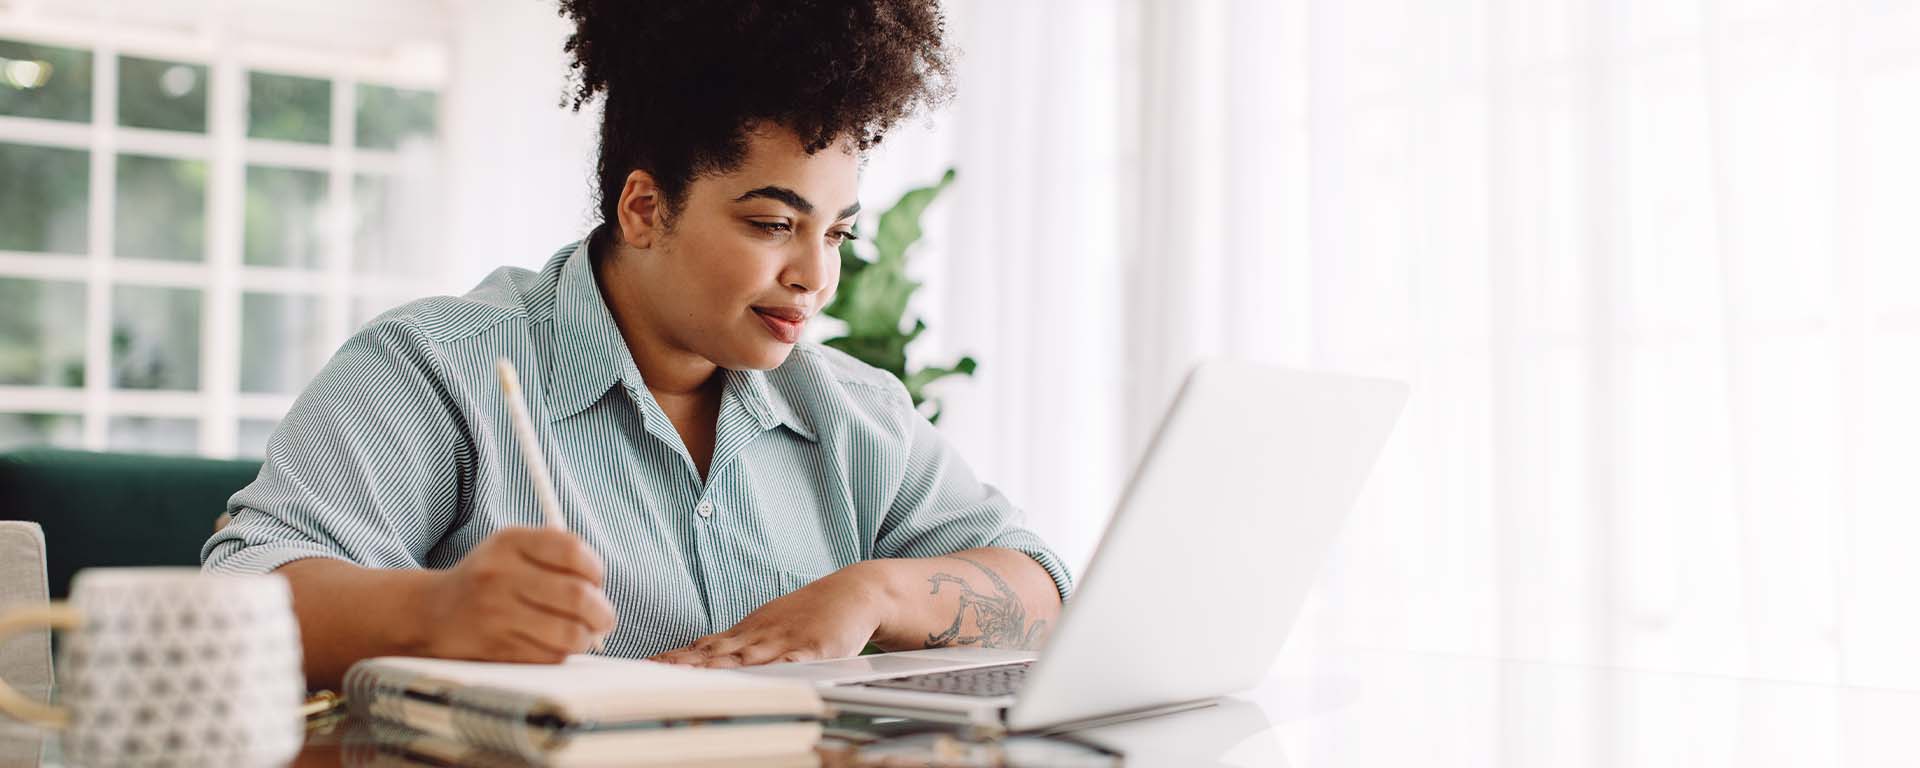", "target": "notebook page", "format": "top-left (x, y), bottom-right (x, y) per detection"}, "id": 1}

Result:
top-left (364, 654), bottom-right (824, 723)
